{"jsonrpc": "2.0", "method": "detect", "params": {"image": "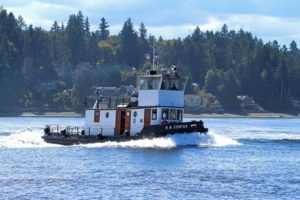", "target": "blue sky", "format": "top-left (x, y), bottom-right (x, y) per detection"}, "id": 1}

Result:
top-left (1, 0), bottom-right (300, 45)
